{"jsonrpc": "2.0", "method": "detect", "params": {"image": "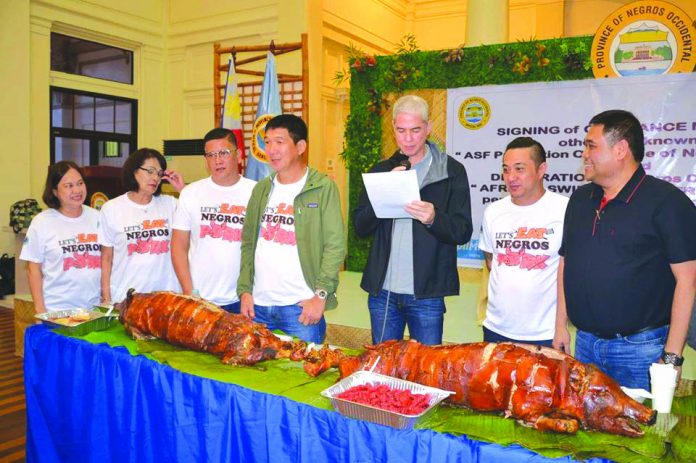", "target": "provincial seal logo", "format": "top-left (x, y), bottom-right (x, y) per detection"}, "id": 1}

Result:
top-left (458, 97), bottom-right (491, 130)
top-left (591, 1), bottom-right (696, 78)
top-left (250, 114), bottom-right (276, 163)
top-left (90, 192), bottom-right (109, 210)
